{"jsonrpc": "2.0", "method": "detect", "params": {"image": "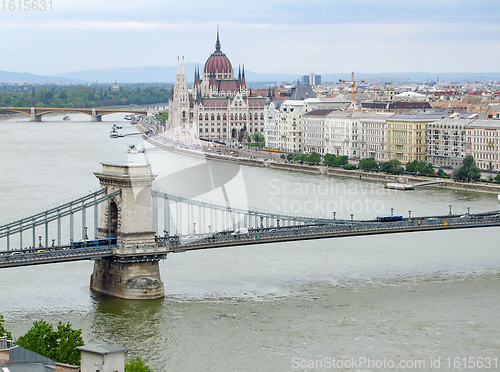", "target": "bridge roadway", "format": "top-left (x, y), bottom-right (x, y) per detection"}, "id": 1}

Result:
top-left (0, 243), bottom-right (168, 269)
top-left (1, 211), bottom-right (498, 268)
top-left (165, 211), bottom-right (500, 252)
